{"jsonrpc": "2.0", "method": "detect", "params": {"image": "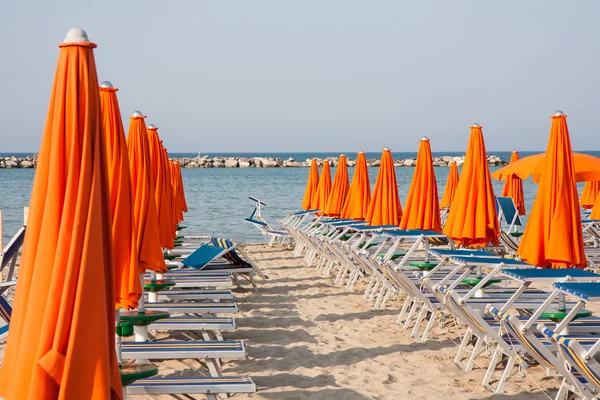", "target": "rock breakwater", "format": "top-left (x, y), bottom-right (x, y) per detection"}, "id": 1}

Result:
top-left (175, 154), bottom-right (507, 168)
top-left (0, 154), bottom-right (508, 169)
